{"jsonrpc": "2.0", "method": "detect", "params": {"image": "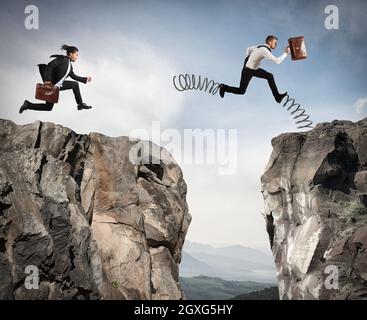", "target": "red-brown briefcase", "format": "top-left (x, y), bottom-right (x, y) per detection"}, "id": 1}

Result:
top-left (288, 36), bottom-right (307, 61)
top-left (35, 83), bottom-right (60, 103)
